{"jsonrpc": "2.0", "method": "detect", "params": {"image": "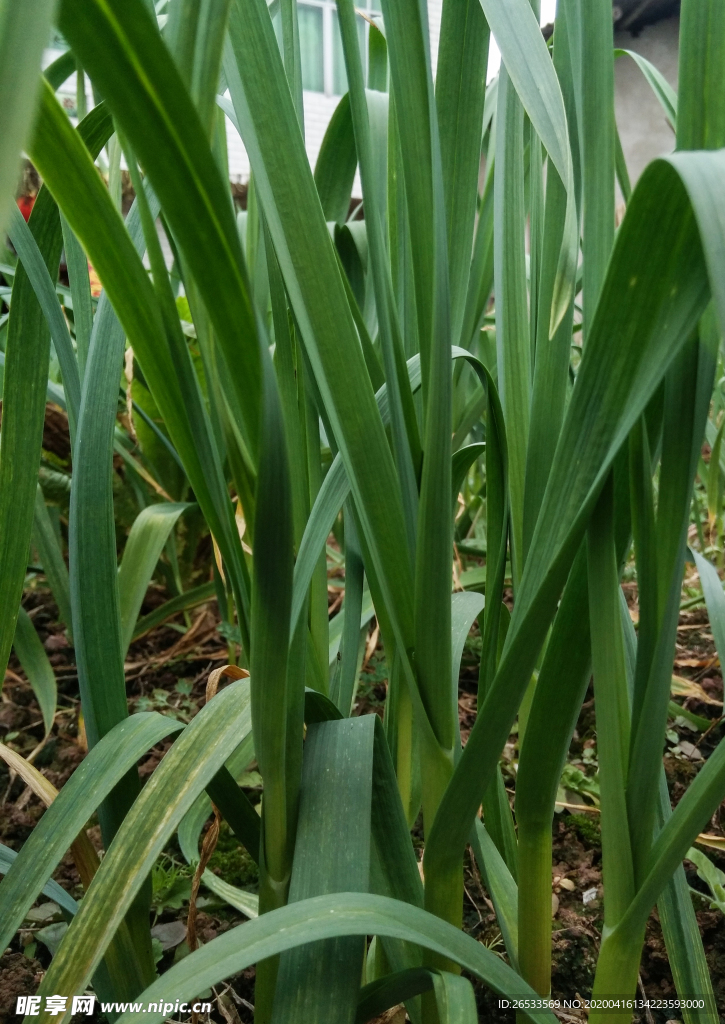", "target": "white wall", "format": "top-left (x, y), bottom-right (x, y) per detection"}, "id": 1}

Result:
top-left (428, 0), bottom-right (443, 71)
